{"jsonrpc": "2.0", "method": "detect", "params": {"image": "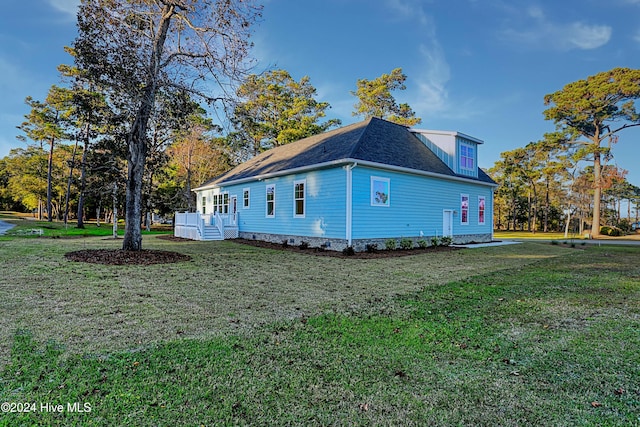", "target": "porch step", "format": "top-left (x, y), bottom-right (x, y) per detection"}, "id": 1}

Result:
top-left (201, 226), bottom-right (223, 241)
